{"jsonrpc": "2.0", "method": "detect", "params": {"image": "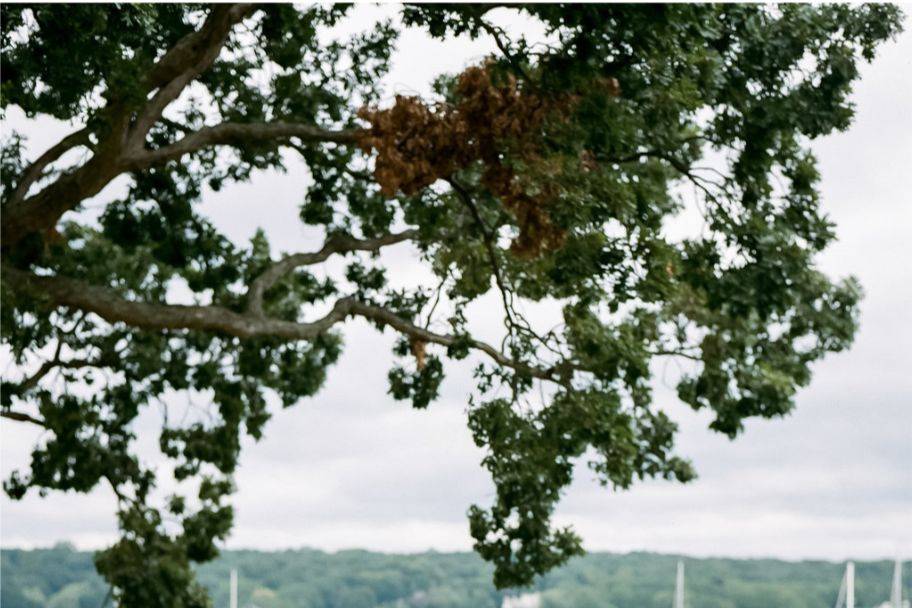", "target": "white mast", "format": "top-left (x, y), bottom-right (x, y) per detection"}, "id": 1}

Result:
top-left (892, 559), bottom-right (903, 608)
top-left (230, 568), bottom-right (238, 608)
top-left (835, 562), bottom-right (855, 608)
top-left (847, 561), bottom-right (855, 608)
top-left (835, 570), bottom-right (846, 608)
top-left (674, 560), bottom-right (685, 608)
